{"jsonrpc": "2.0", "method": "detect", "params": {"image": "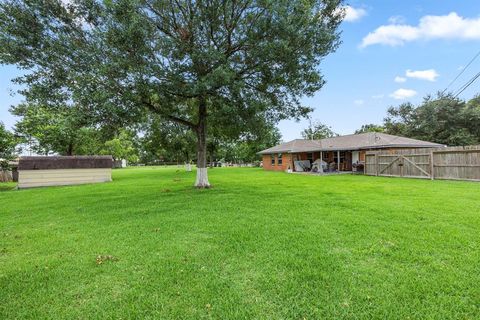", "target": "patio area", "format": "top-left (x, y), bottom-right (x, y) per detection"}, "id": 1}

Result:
top-left (291, 170), bottom-right (355, 175)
